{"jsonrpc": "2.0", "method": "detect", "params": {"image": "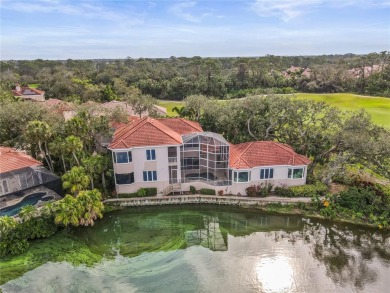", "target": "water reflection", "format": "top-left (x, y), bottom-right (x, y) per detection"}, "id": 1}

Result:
top-left (256, 256), bottom-right (294, 293)
top-left (2, 206), bottom-right (389, 292)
